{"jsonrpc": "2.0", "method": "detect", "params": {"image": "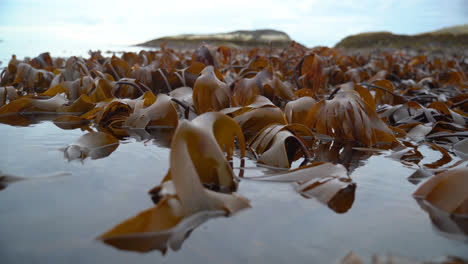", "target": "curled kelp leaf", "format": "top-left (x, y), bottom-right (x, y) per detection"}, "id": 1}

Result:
top-left (168, 87), bottom-right (195, 119)
top-left (413, 167), bottom-right (468, 216)
top-left (233, 68), bottom-right (293, 106)
top-left (406, 123), bottom-right (433, 142)
top-left (245, 162), bottom-right (355, 213)
top-left (30, 52), bottom-right (54, 70)
top-left (13, 63), bottom-right (54, 92)
top-left (297, 53), bottom-right (325, 96)
top-left (169, 87), bottom-right (193, 108)
top-left (88, 77), bottom-right (114, 103)
top-left (95, 101), bottom-right (132, 137)
top-left (59, 56), bottom-right (90, 82)
top-left (59, 94), bottom-right (95, 114)
top-left (0, 86), bottom-right (18, 107)
top-left (113, 78), bottom-right (151, 99)
top-left (124, 94), bottom-right (178, 129)
top-left (248, 124), bottom-right (313, 168)
top-left (99, 116), bottom-right (249, 253)
top-left (368, 79), bottom-right (407, 105)
top-left (0, 55), bottom-right (18, 86)
top-left (233, 106), bottom-right (287, 134)
top-left (192, 66), bottom-right (230, 113)
top-left (262, 74), bottom-right (294, 102)
top-left (103, 56), bottom-right (131, 80)
top-left (30, 94), bottom-right (68, 111)
top-left (428, 101), bottom-right (467, 126)
top-left (232, 75), bottom-right (261, 106)
top-left (380, 101), bottom-right (424, 126)
top-left (181, 62), bottom-right (206, 88)
top-left (246, 162), bottom-right (347, 182)
top-left (45, 75), bottom-right (95, 101)
top-left (191, 112), bottom-right (246, 160)
top-left (306, 89), bottom-right (397, 146)
top-left (284, 96), bottom-right (316, 124)
top-left (161, 112), bottom-right (245, 189)
top-left (294, 175), bottom-right (356, 213)
top-left (193, 45), bottom-right (215, 66)
top-left (163, 119), bottom-right (249, 210)
top-left (221, 95), bottom-right (275, 117)
top-left (63, 131), bottom-right (119, 161)
top-left (0, 93), bottom-right (68, 116)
